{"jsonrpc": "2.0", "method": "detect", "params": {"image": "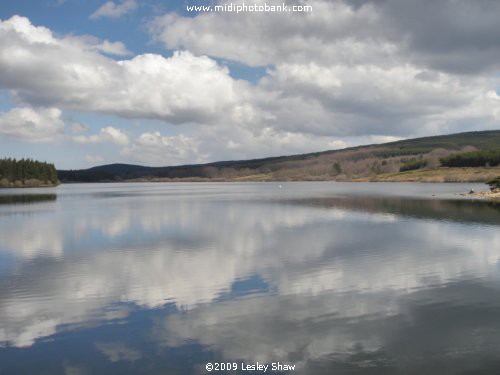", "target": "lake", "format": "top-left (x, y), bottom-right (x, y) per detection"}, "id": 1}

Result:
top-left (1, 182), bottom-right (500, 374)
